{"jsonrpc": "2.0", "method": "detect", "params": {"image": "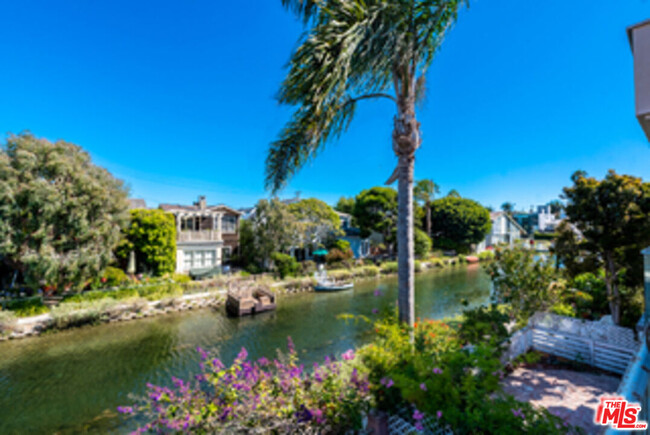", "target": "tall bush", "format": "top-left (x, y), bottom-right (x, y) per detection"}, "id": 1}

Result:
top-left (117, 209), bottom-right (176, 276)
